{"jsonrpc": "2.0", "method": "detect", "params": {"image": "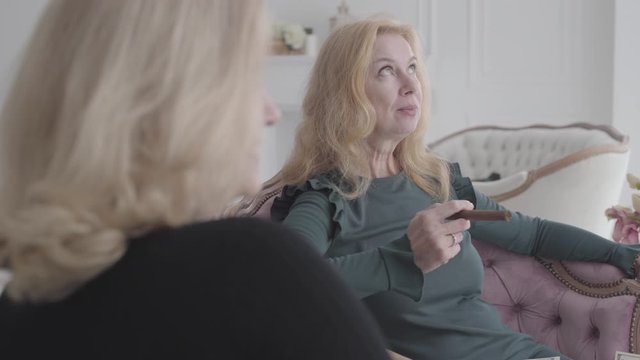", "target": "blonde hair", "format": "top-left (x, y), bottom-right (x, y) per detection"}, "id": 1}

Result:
top-left (280, 18), bottom-right (449, 199)
top-left (0, 0), bottom-right (268, 302)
